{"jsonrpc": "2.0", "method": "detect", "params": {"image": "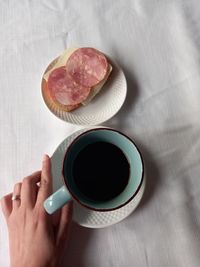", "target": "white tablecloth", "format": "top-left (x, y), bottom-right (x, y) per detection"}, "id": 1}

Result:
top-left (1, 0), bottom-right (200, 266)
